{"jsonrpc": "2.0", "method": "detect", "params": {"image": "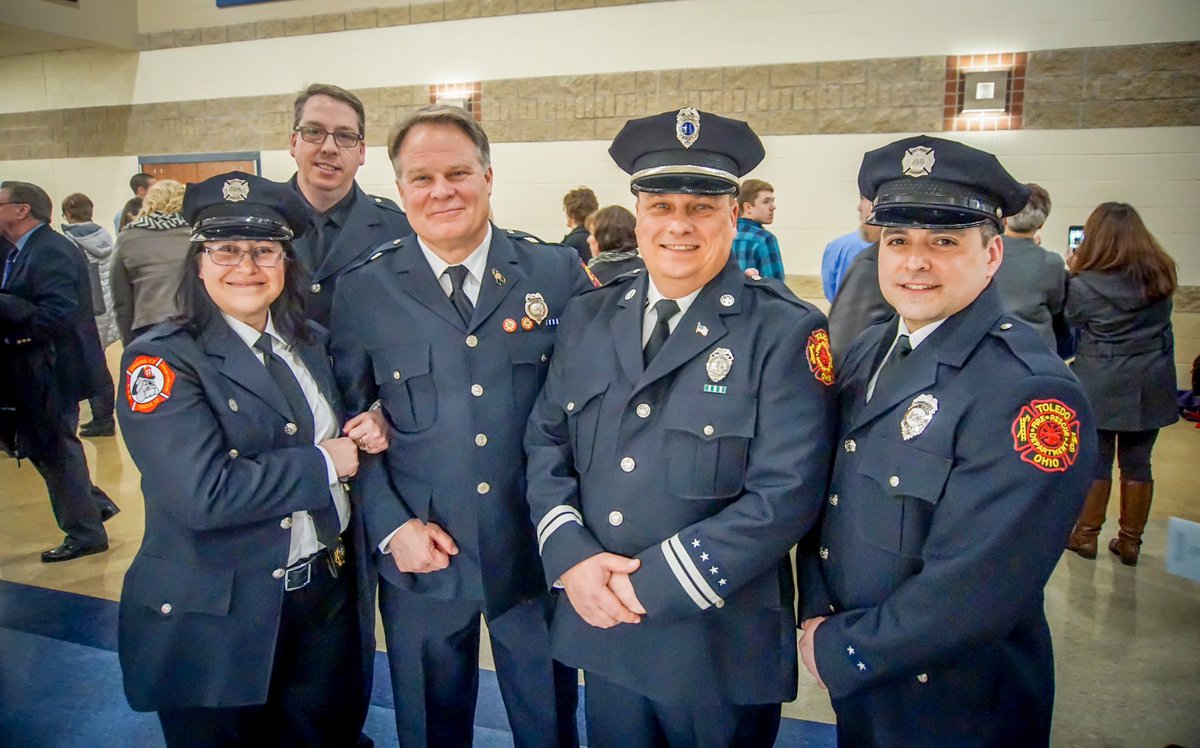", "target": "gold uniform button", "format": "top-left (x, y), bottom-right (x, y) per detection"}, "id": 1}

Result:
top-left (471, 384), bottom-right (484, 397)
top-left (280, 517), bottom-right (293, 529)
top-left (703, 424), bottom-right (715, 436)
top-left (888, 475), bottom-right (900, 487)
top-left (393, 371), bottom-right (401, 380)
top-left (475, 433), bottom-right (488, 447)
top-left (608, 511), bottom-right (623, 526)
top-left (636, 403), bottom-right (651, 418)
top-left (228, 399), bottom-right (239, 412)
top-left (272, 568), bottom-right (285, 579)
top-left (620, 457), bottom-right (636, 472)
top-left (829, 494), bottom-right (839, 506)
top-left (819, 547), bottom-right (830, 560)
top-left (844, 439), bottom-right (857, 453)
top-left (284, 422), bottom-right (298, 436)
top-left (228, 449), bottom-right (239, 458)
top-left (566, 401), bottom-right (575, 412)
top-left (160, 603), bottom-right (172, 615)
top-left (477, 482), bottom-right (490, 494)
top-left (310, 283), bottom-right (322, 294)
top-left (917, 673), bottom-right (929, 683)
top-left (466, 335), bottom-right (479, 348)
